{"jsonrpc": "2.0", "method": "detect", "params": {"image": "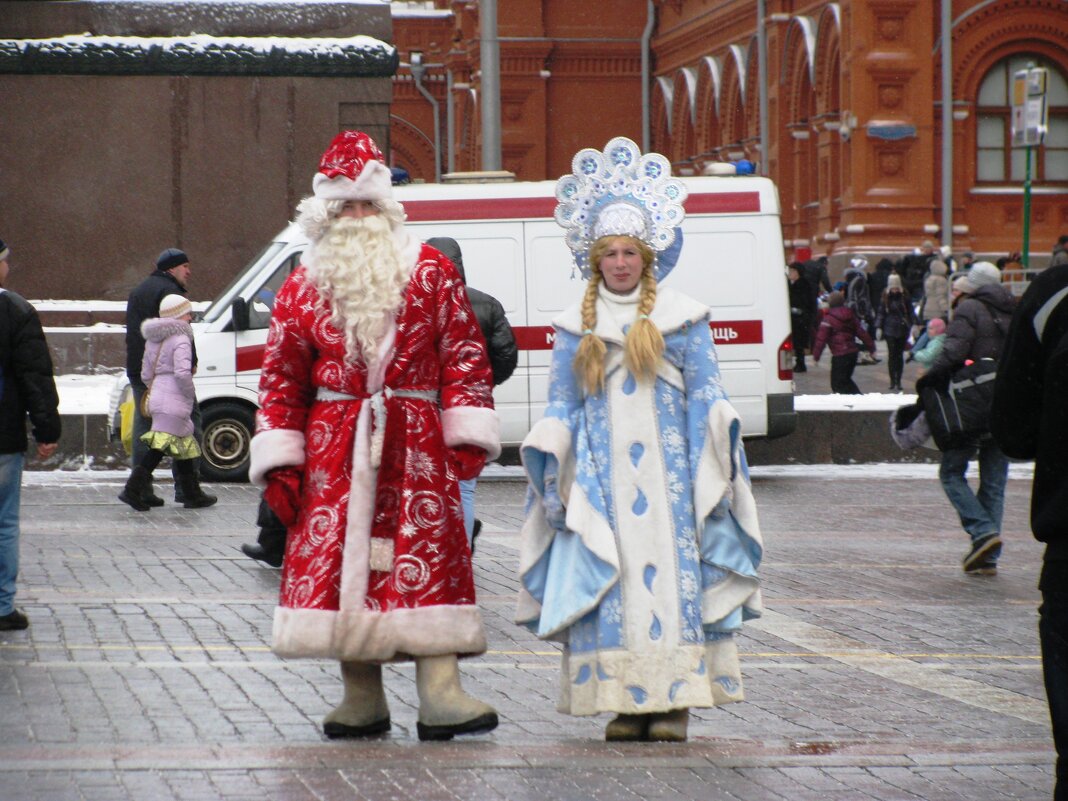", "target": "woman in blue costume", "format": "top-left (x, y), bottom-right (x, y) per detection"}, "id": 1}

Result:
top-left (517, 138), bottom-right (764, 742)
